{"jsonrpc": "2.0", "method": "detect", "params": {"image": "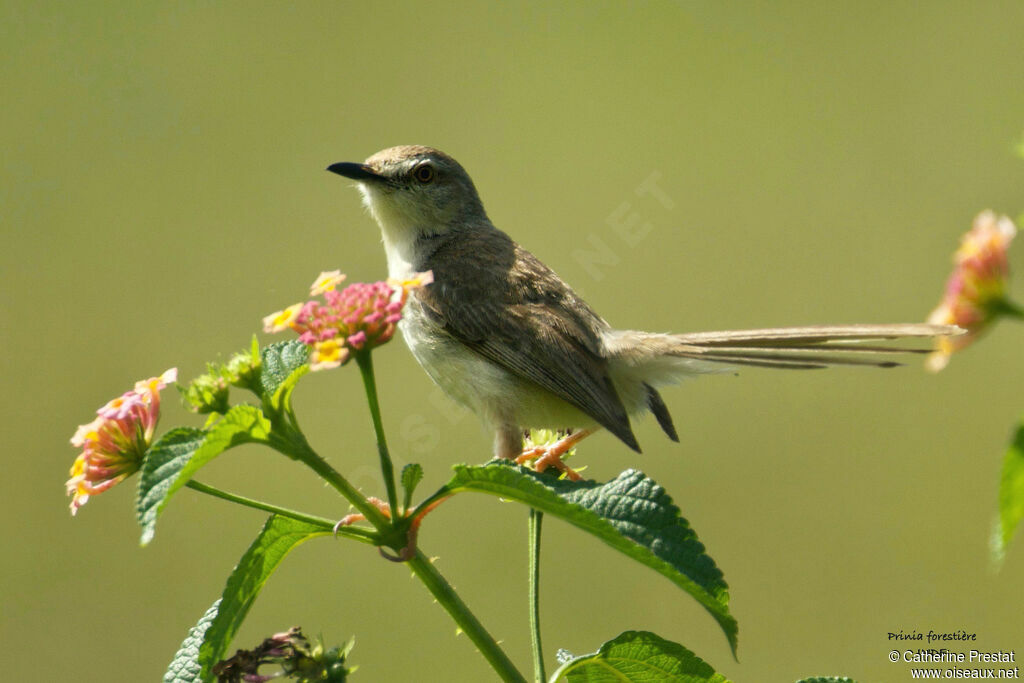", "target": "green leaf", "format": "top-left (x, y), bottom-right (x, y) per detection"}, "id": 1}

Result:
top-left (994, 421), bottom-right (1024, 564)
top-left (196, 515), bottom-right (331, 679)
top-left (401, 463), bottom-right (424, 511)
top-left (260, 339), bottom-right (310, 398)
top-left (136, 428), bottom-right (206, 545)
top-left (163, 599), bottom-right (220, 682)
top-left (137, 405), bottom-right (271, 545)
top-left (258, 340), bottom-right (310, 422)
top-left (794, 678), bottom-right (857, 683)
top-left (445, 463), bottom-right (736, 653)
top-left (550, 630), bottom-right (730, 682)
